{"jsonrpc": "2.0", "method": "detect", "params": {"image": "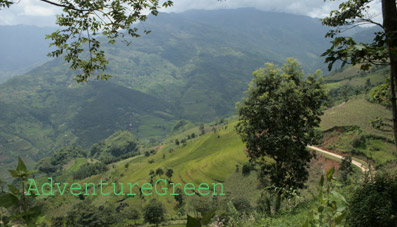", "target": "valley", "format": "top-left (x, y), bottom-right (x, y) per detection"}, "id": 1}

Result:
top-left (0, 6), bottom-right (396, 227)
